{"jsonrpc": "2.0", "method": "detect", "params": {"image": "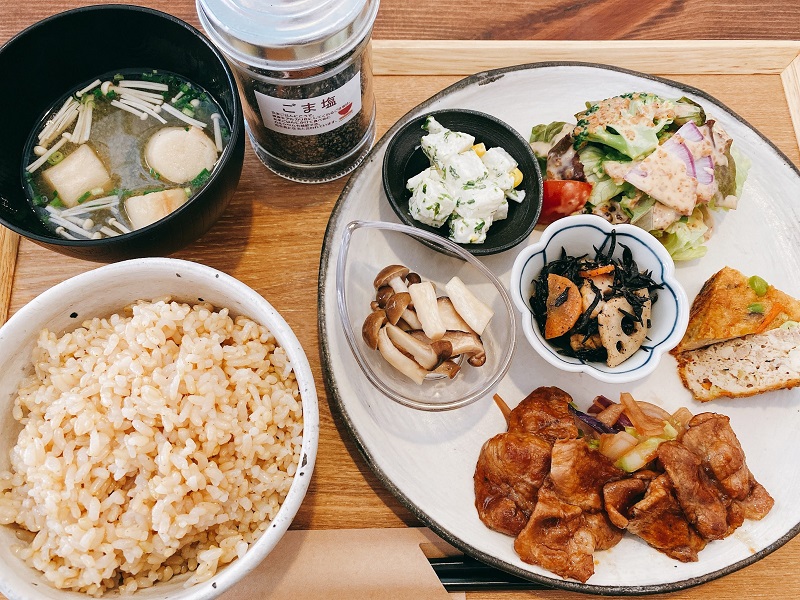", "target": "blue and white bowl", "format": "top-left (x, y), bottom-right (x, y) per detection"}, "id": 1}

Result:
top-left (510, 214), bottom-right (689, 384)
